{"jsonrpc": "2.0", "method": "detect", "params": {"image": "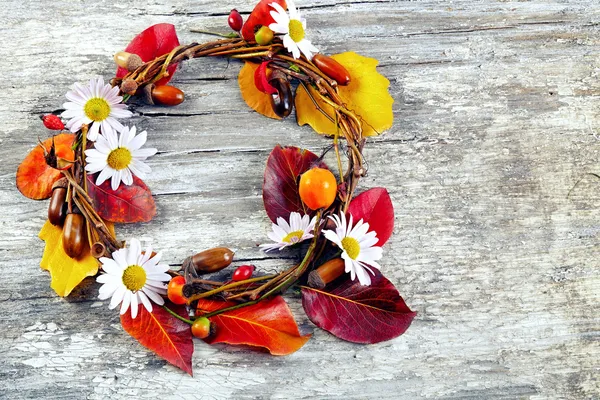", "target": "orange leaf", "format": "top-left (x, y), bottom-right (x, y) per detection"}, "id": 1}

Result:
top-left (238, 61), bottom-right (281, 120)
top-left (121, 303), bottom-right (194, 376)
top-left (295, 52), bottom-right (394, 137)
top-left (16, 133), bottom-right (75, 200)
top-left (38, 220), bottom-right (99, 297)
top-left (197, 296), bottom-right (310, 355)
